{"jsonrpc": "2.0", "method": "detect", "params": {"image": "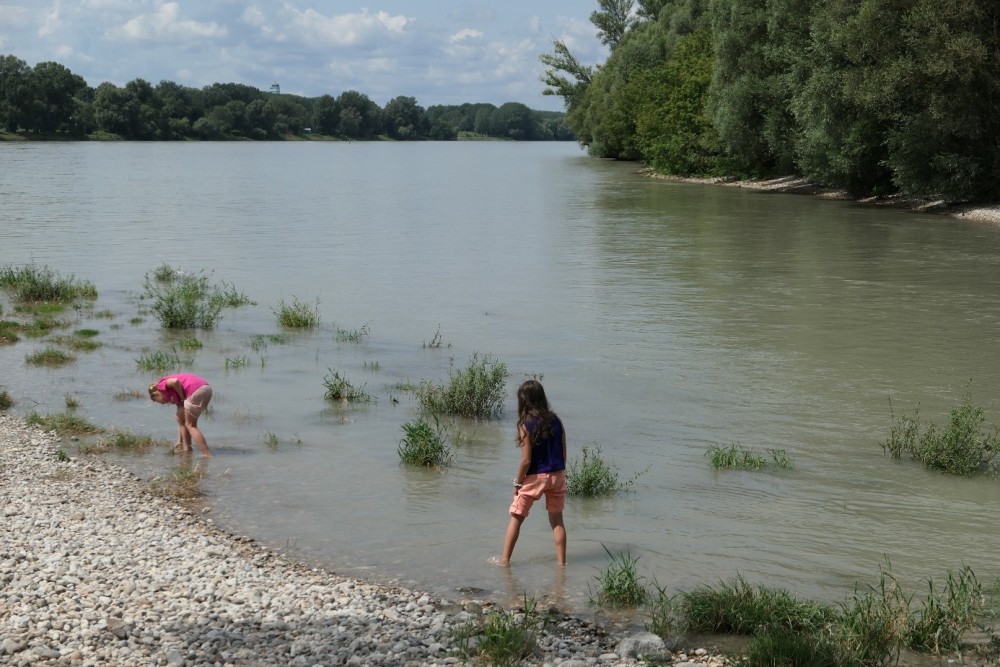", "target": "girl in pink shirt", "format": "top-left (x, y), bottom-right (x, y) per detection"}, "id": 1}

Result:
top-left (148, 373), bottom-right (213, 457)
